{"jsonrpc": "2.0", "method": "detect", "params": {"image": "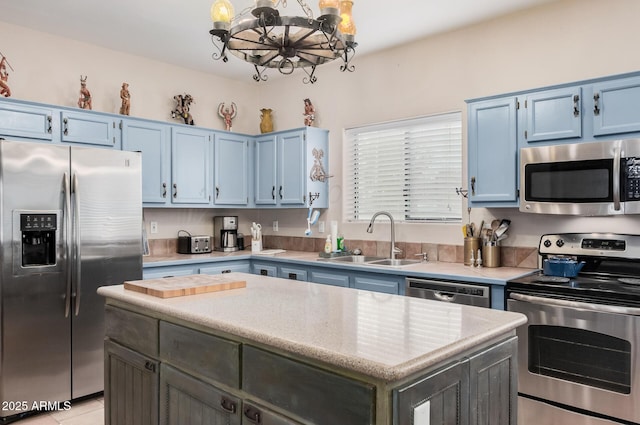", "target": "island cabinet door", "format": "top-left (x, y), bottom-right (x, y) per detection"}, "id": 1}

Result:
top-left (104, 340), bottom-right (159, 425)
top-left (243, 346), bottom-right (375, 425)
top-left (394, 360), bottom-right (470, 425)
top-left (160, 364), bottom-right (241, 425)
top-left (241, 401), bottom-right (304, 425)
top-left (468, 337), bottom-right (517, 425)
